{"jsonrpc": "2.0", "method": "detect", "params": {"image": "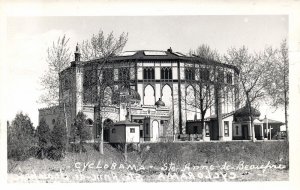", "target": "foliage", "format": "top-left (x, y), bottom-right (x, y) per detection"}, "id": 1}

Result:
top-left (80, 30), bottom-right (128, 61)
top-left (70, 112), bottom-right (91, 153)
top-left (189, 44), bottom-right (221, 62)
top-left (7, 112), bottom-right (36, 161)
top-left (40, 35), bottom-right (71, 106)
top-left (50, 119), bottom-right (67, 160)
top-left (264, 40), bottom-right (289, 109)
top-left (36, 118), bottom-right (51, 159)
top-left (79, 29), bottom-right (128, 155)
